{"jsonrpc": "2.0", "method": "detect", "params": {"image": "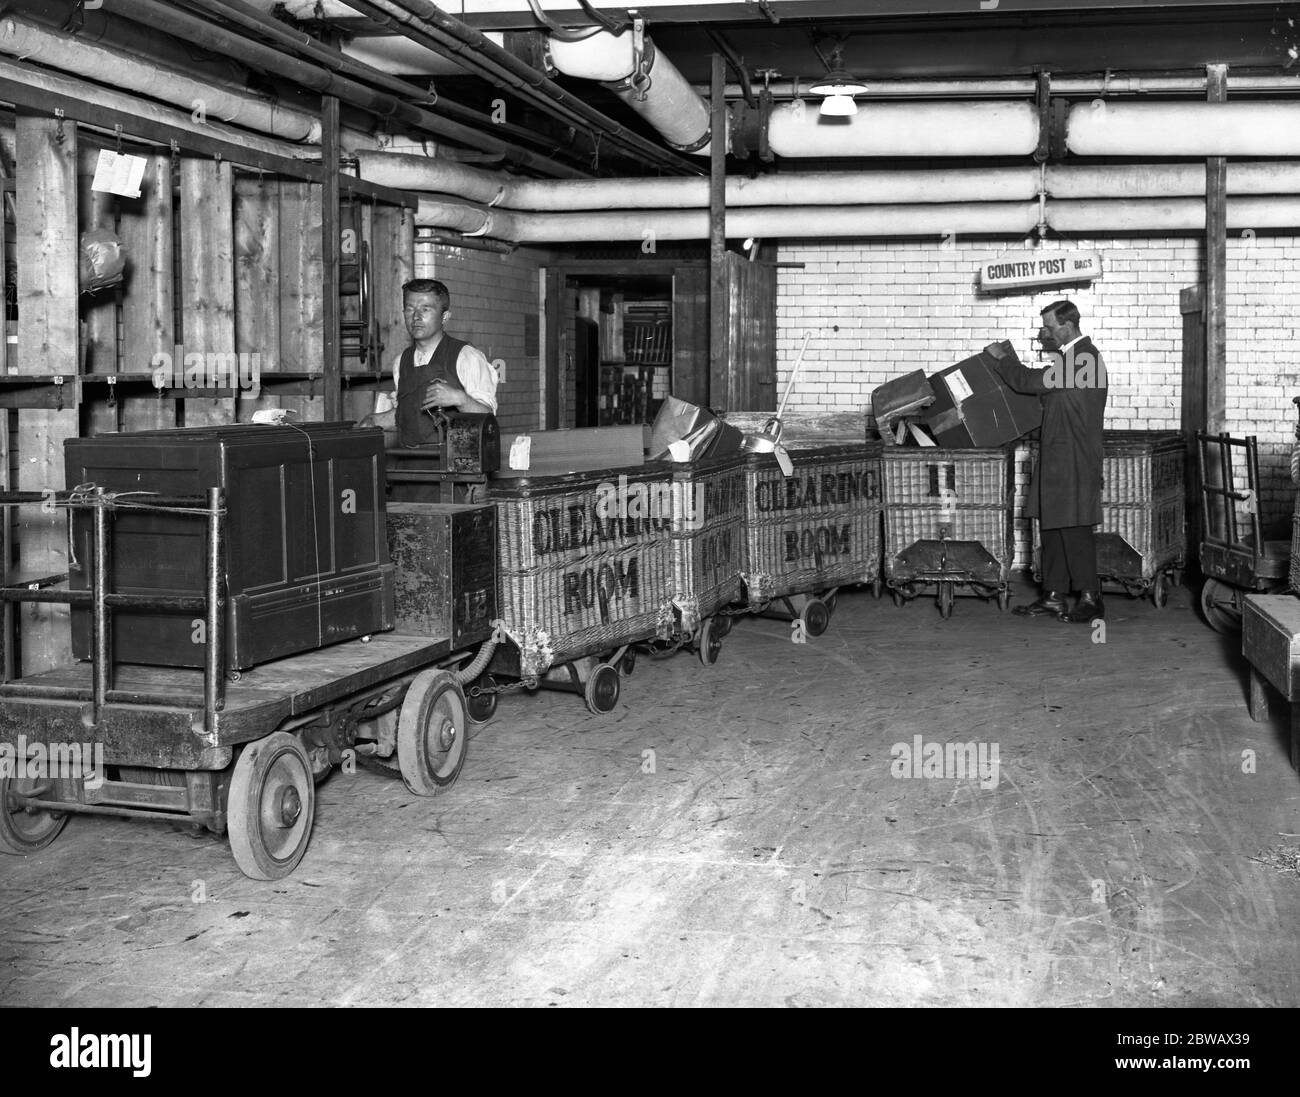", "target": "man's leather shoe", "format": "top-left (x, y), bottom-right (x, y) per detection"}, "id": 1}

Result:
top-left (1013, 591), bottom-right (1067, 618)
top-left (1062, 591), bottom-right (1104, 624)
